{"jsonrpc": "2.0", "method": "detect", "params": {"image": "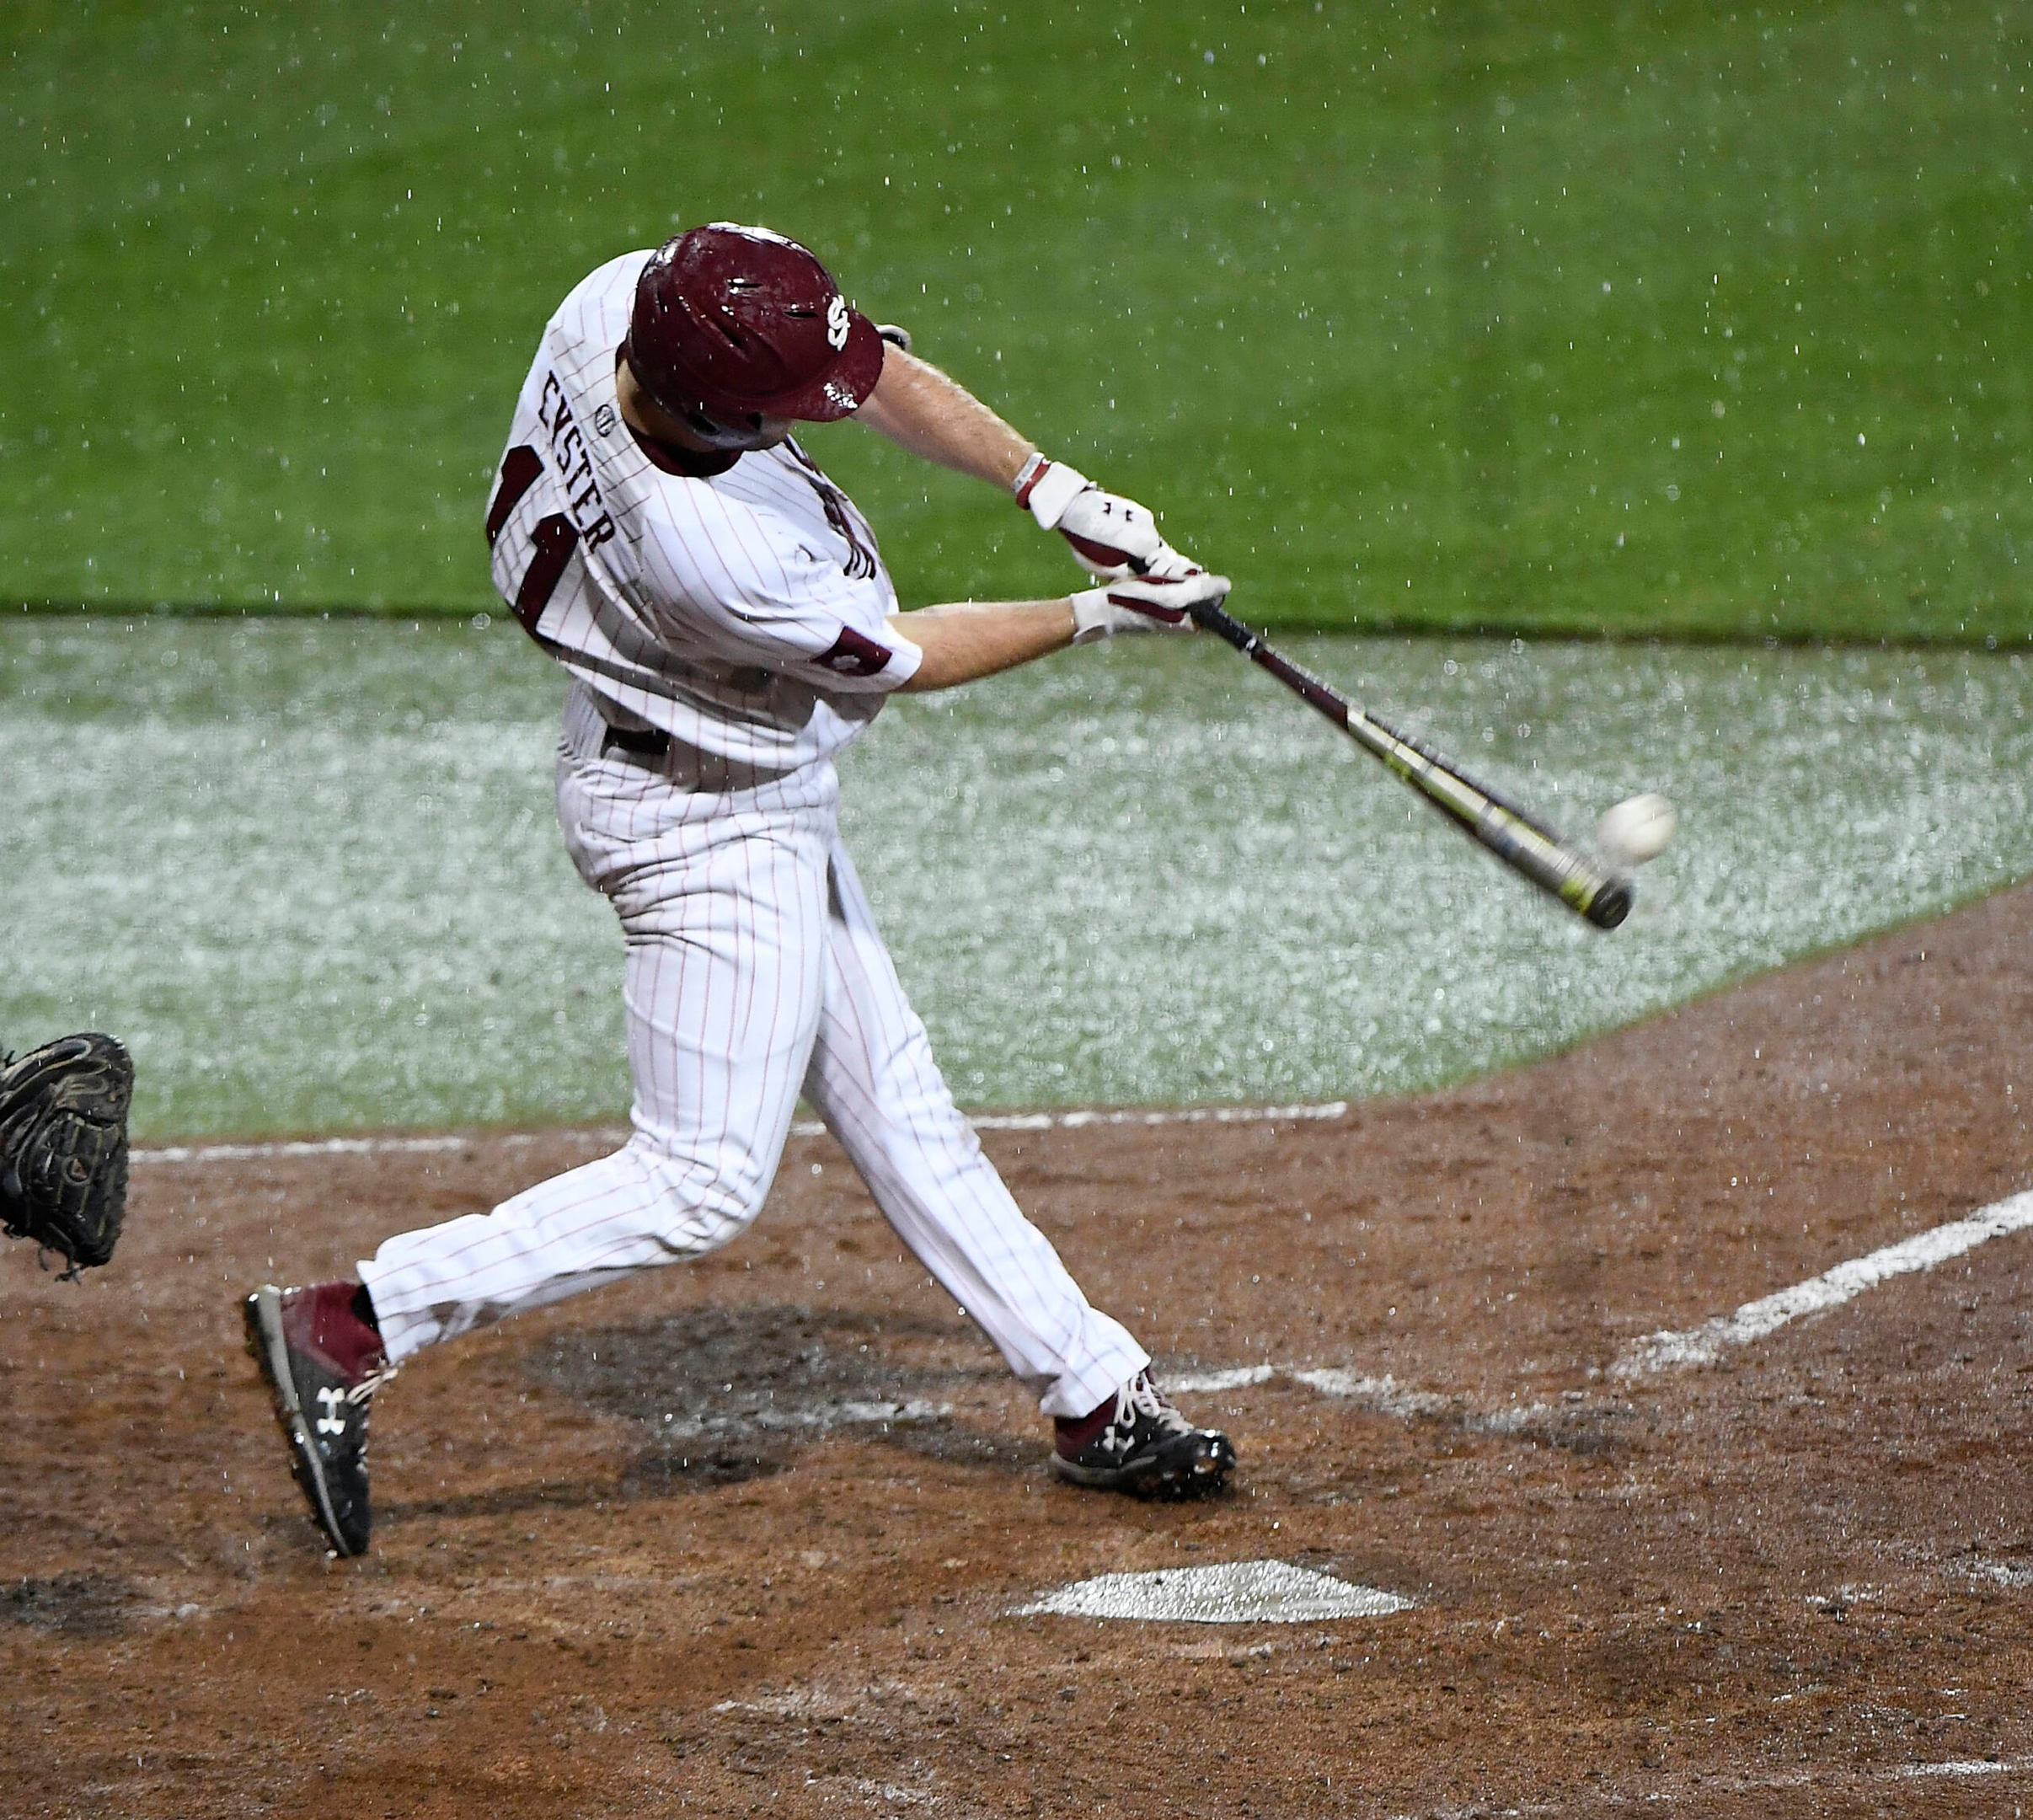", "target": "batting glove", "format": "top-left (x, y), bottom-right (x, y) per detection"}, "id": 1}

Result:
top-left (1014, 454), bottom-right (1200, 579)
top-left (1070, 569), bottom-right (1228, 643)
